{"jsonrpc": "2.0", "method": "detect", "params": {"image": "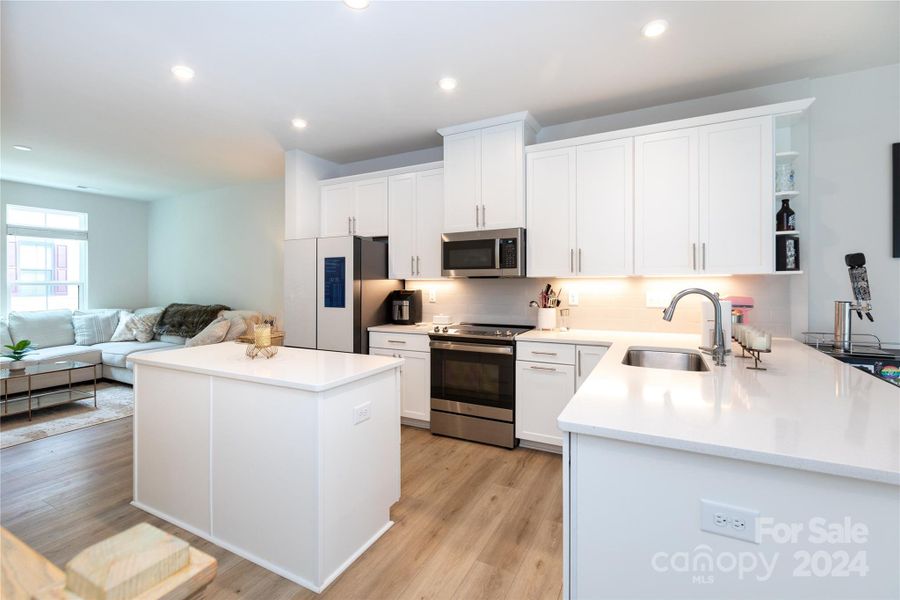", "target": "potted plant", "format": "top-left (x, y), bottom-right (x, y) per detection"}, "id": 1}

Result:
top-left (3, 339), bottom-right (33, 371)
